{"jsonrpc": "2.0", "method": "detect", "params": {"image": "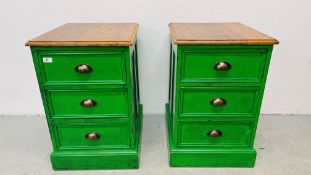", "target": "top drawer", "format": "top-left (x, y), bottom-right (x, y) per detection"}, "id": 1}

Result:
top-left (181, 49), bottom-right (267, 83)
top-left (38, 52), bottom-right (126, 84)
